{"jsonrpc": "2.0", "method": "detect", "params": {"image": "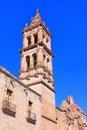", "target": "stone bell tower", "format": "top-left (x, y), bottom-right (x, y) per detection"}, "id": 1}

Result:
top-left (19, 9), bottom-right (57, 130)
top-left (19, 9), bottom-right (54, 89)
